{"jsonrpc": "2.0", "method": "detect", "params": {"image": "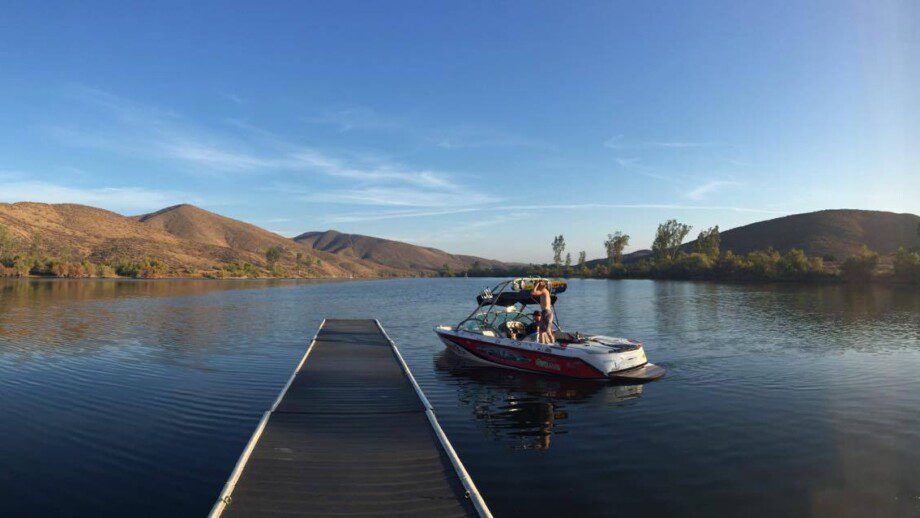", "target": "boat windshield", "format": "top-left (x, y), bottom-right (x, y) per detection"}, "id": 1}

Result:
top-left (457, 278), bottom-right (565, 336)
top-left (458, 304), bottom-right (540, 336)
